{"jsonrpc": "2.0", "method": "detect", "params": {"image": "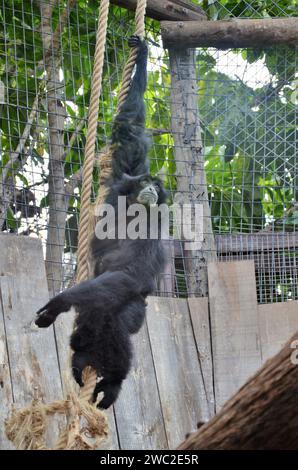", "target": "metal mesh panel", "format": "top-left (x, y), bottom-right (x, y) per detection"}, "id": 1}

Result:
top-left (0, 1), bottom-right (297, 303)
